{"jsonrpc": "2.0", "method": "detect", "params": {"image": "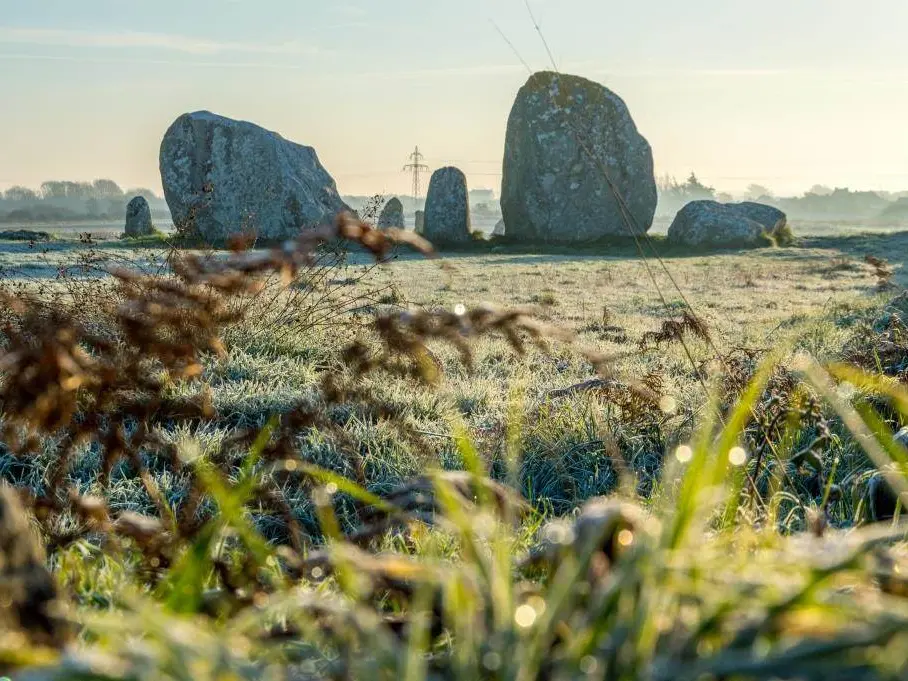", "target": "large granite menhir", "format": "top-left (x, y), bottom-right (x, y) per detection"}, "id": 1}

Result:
top-left (501, 72), bottom-right (657, 243)
top-left (160, 111), bottom-right (349, 244)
